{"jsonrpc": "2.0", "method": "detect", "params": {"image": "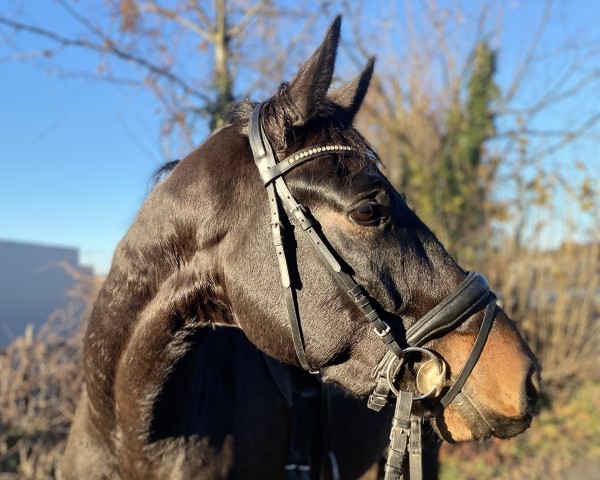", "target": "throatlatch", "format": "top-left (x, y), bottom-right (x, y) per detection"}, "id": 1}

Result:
top-left (248, 103), bottom-right (497, 479)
